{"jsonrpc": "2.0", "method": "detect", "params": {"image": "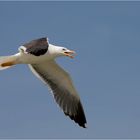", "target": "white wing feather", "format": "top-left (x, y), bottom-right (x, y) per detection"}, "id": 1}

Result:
top-left (28, 60), bottom-right (87, 128)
